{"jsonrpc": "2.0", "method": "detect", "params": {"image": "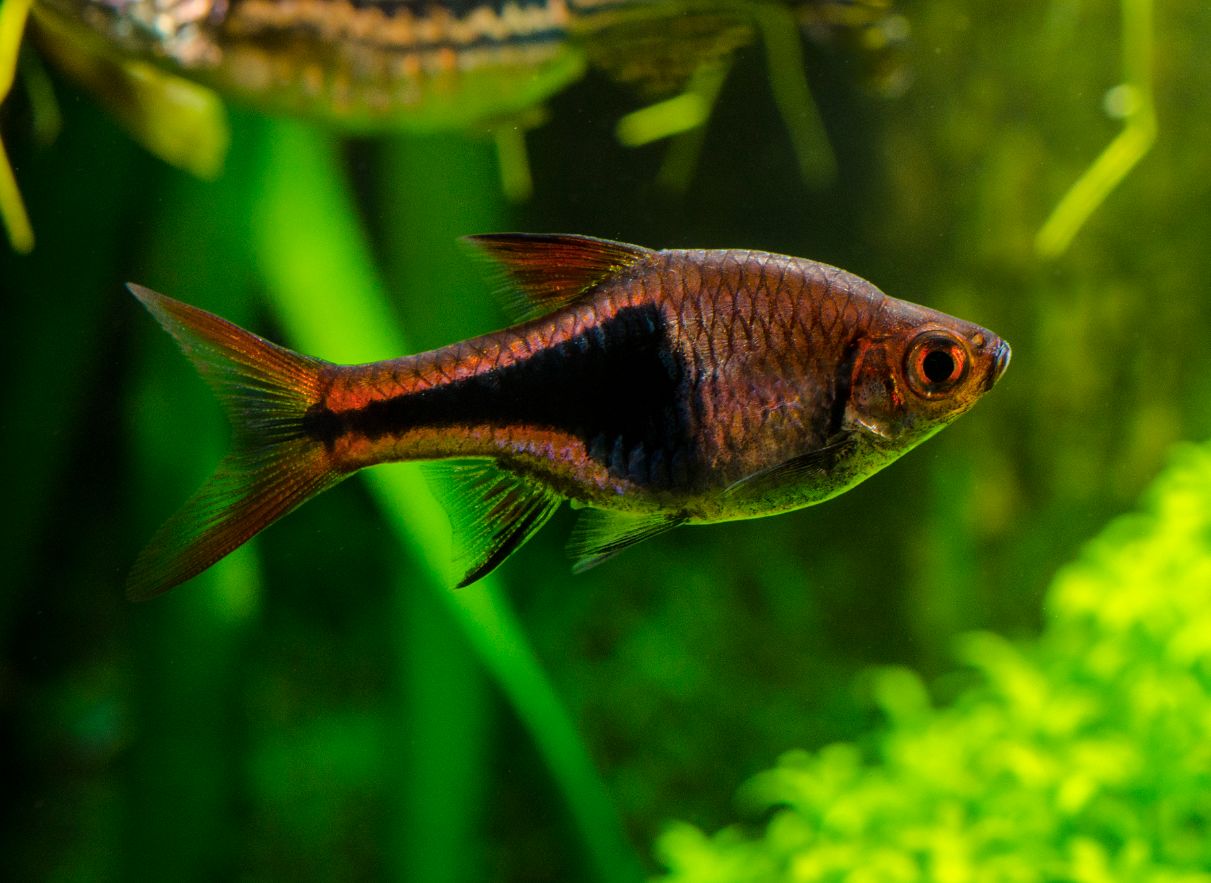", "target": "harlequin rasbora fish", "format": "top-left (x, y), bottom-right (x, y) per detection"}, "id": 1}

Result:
top-left (128, 233), bottom-right (1009, 598)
